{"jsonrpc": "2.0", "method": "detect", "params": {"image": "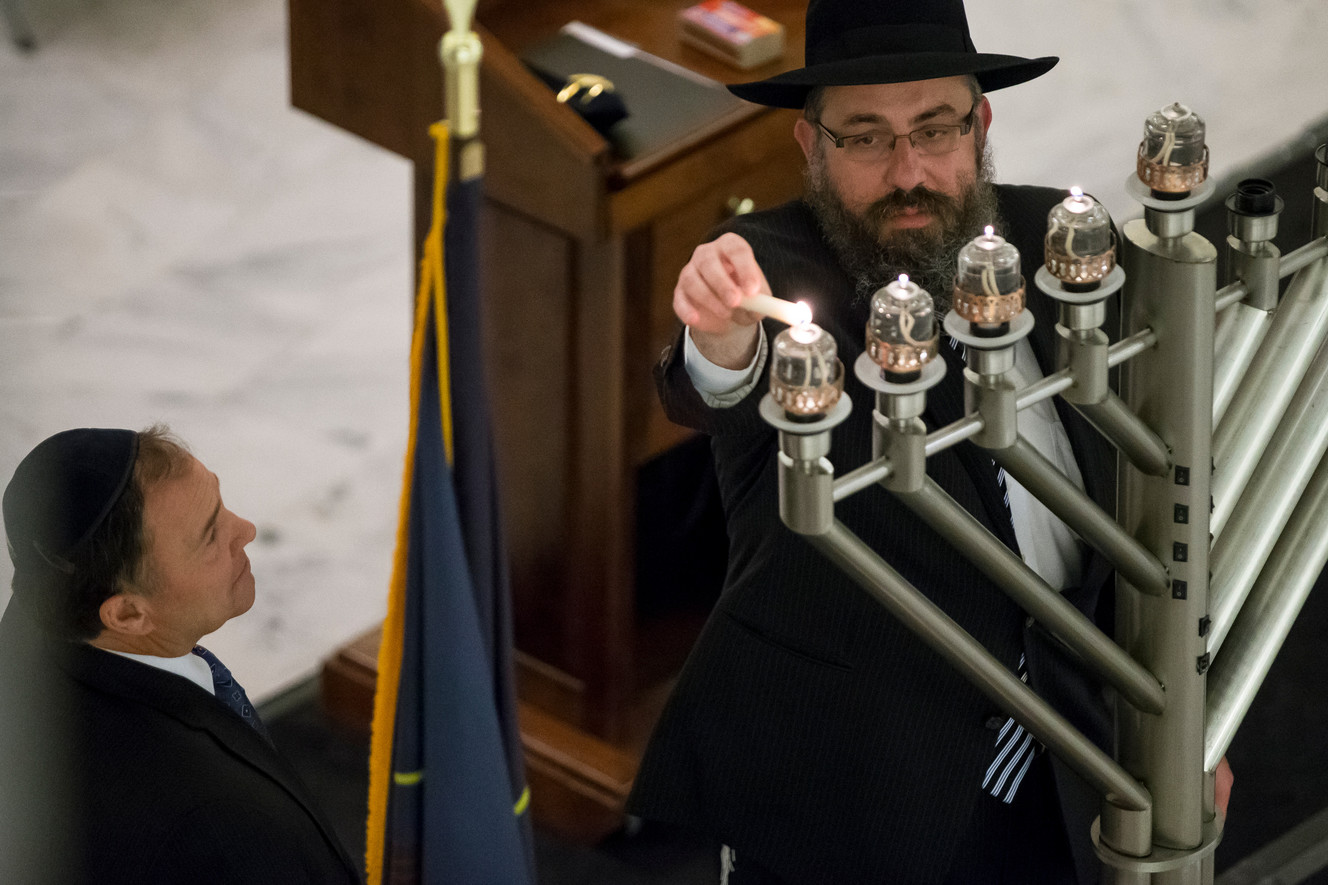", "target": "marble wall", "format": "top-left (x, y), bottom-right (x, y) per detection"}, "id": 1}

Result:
top-left (969, 0), bottom-right (1328, 222)
top-left (1, 0), bottom-right (1325, 700)
top-left (1, 0), bottom-right (412, 698)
